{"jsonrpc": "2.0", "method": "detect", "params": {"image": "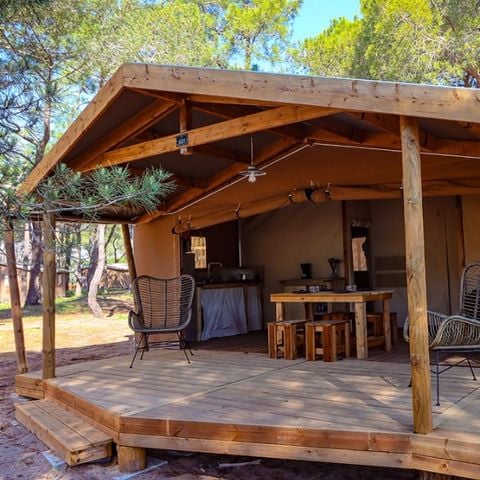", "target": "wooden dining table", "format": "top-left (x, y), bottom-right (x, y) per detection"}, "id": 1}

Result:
top-left (270, 290), bottom-right (394, 359)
